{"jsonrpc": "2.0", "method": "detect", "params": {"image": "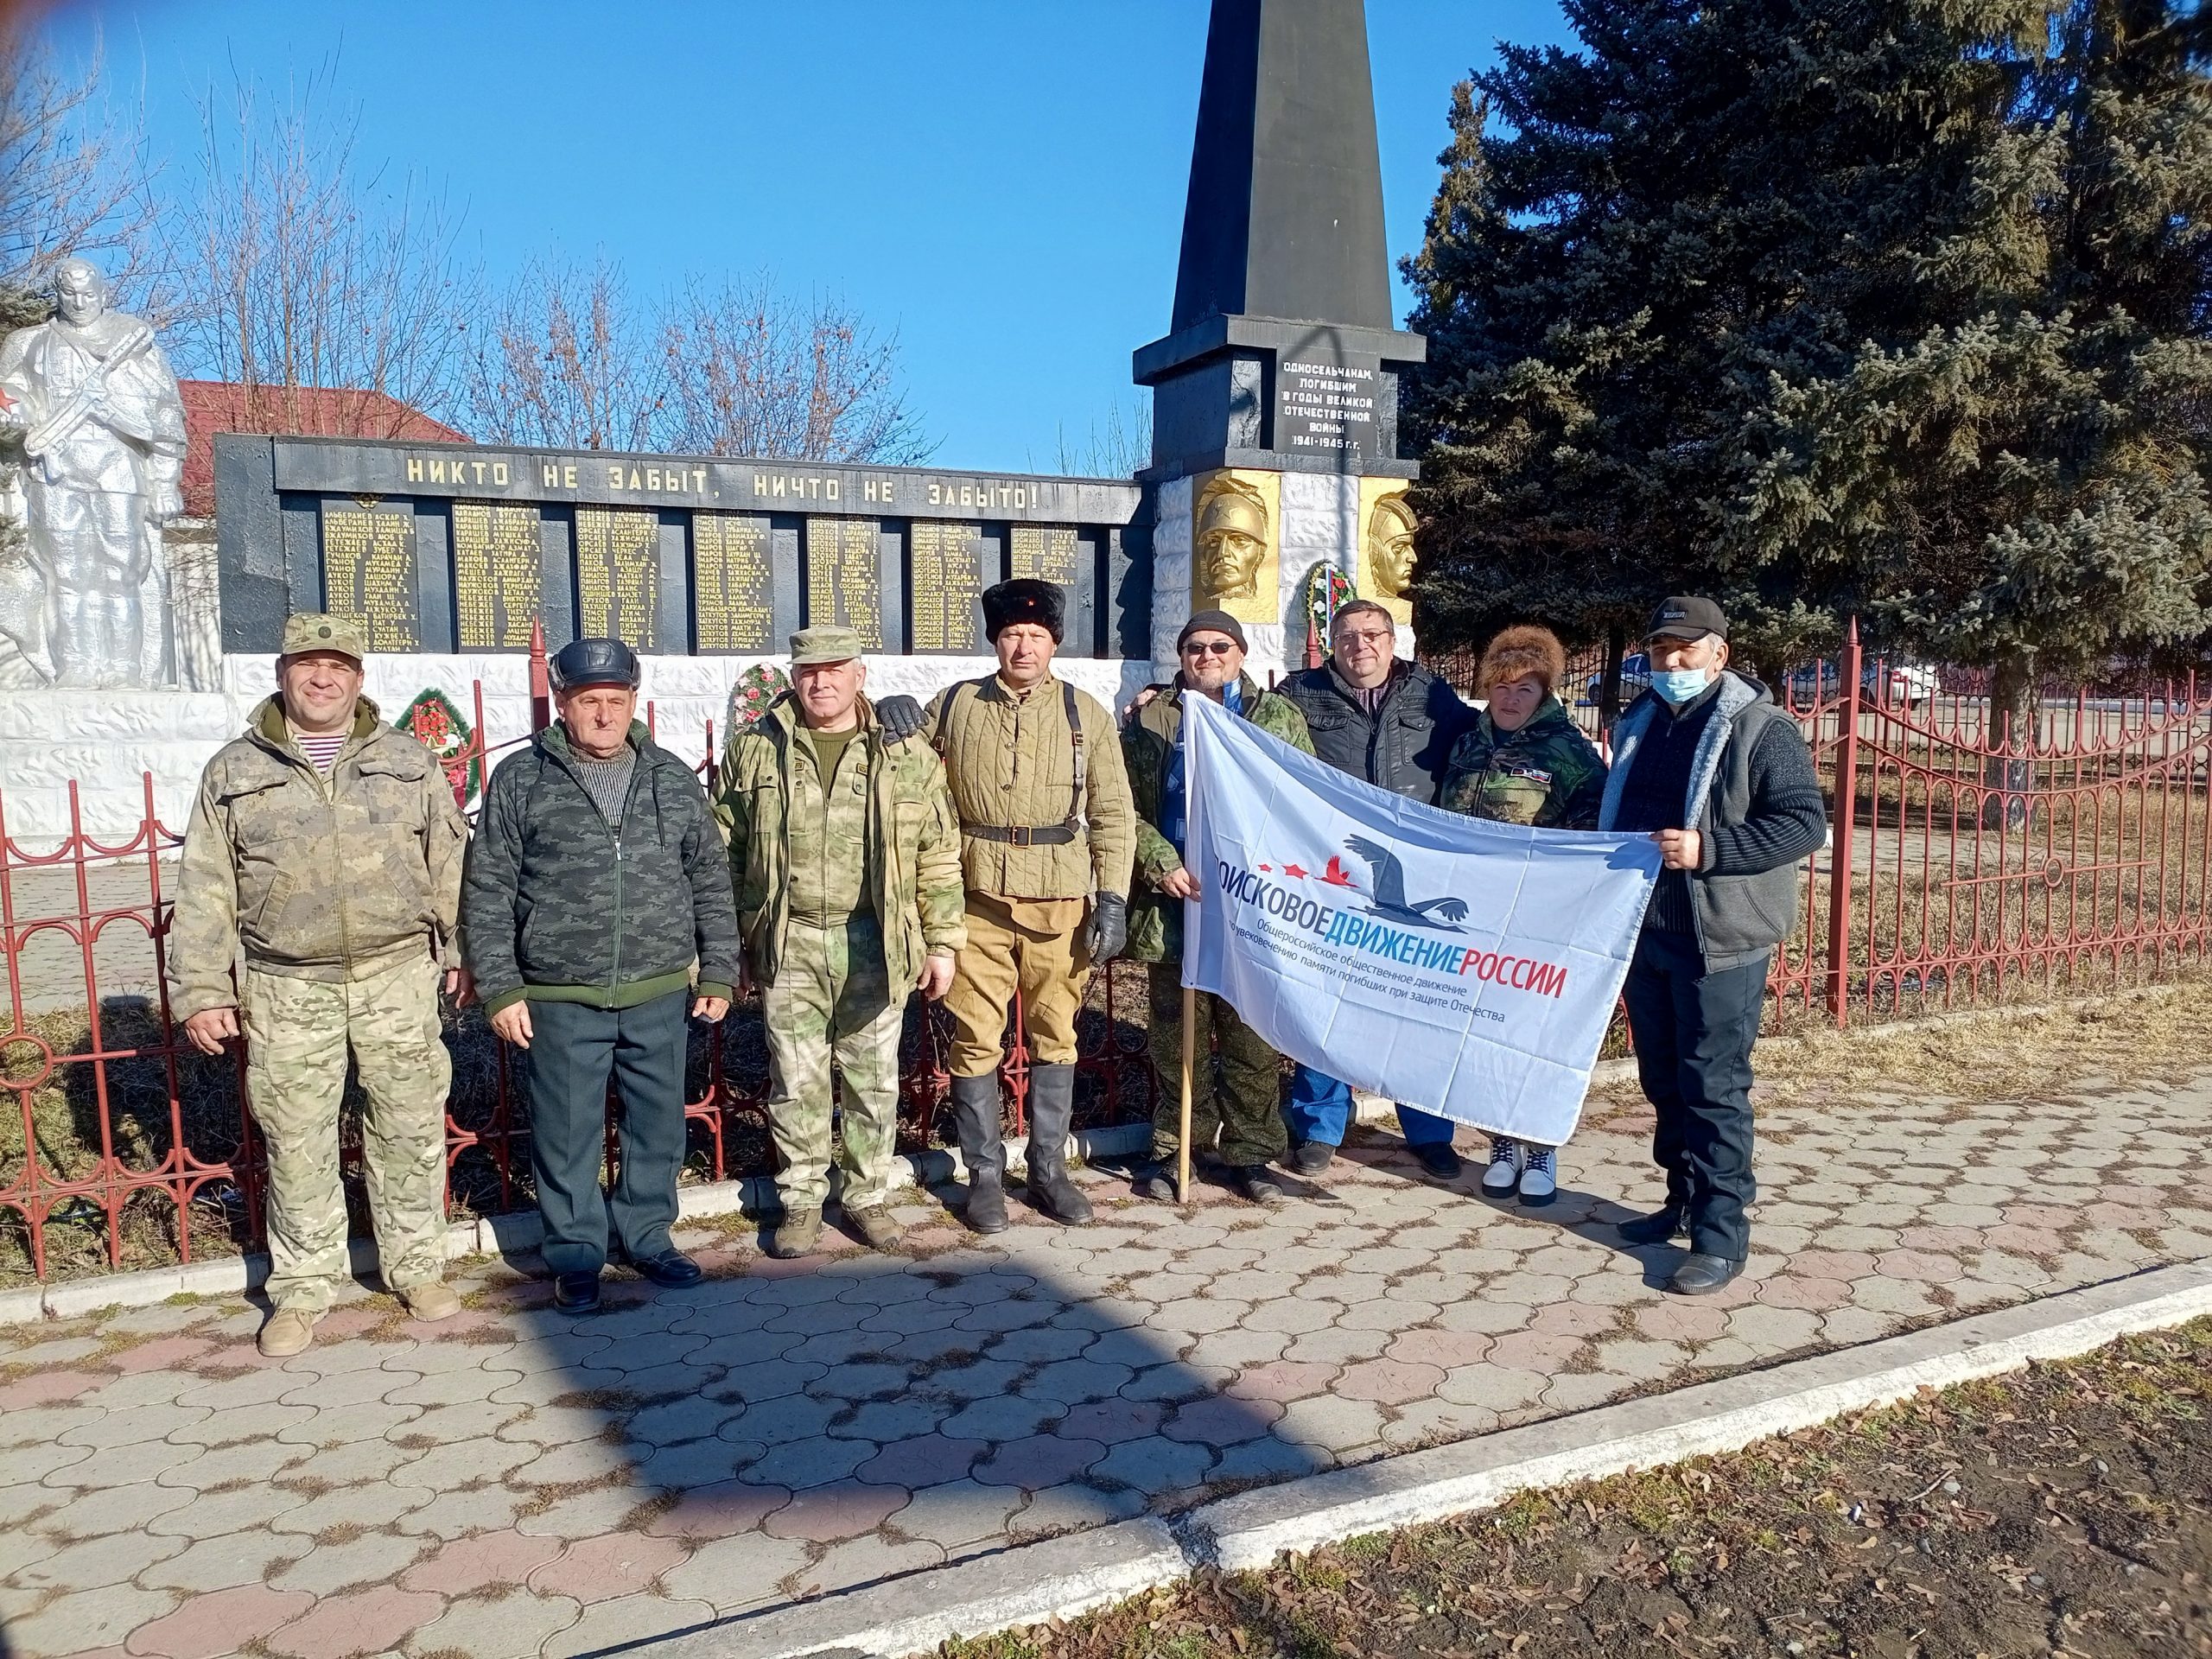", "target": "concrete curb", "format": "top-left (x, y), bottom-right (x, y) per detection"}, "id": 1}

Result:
top-left (625, 1259), bottom-right (2212, 1659)
top-left (0, 1122), bottom-right (1152, 1328)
